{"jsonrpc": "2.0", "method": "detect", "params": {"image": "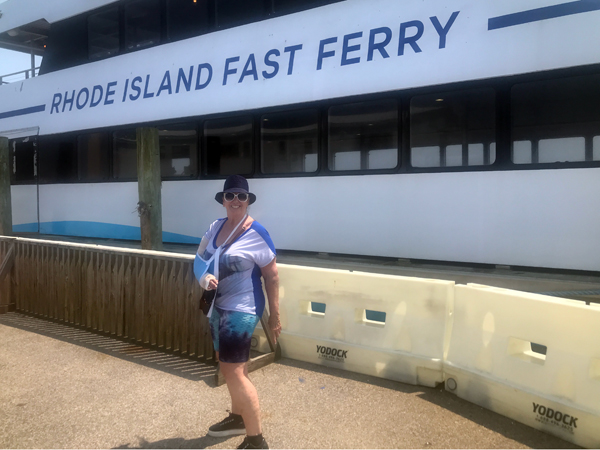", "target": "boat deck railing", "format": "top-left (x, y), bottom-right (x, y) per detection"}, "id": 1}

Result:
top-left (0, 66), bottom-right (40, 85)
